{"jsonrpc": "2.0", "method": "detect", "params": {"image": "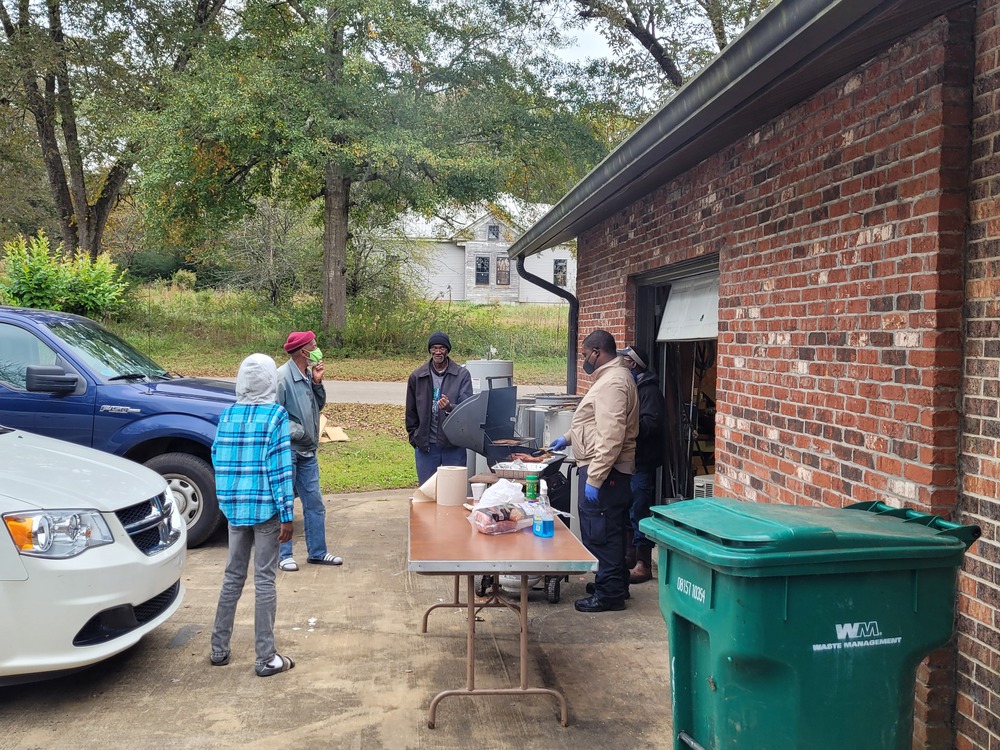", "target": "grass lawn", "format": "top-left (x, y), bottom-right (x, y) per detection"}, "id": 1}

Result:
top-left (319, 404), bottom-right (417, 492)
